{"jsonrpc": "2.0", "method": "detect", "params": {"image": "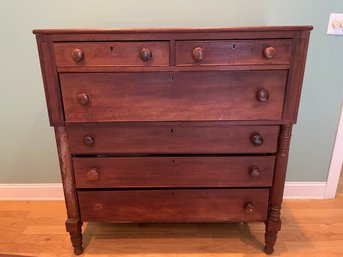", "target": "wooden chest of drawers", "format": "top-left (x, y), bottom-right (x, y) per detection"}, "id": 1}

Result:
top-left (33, 26), bottom-right (312, 255)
